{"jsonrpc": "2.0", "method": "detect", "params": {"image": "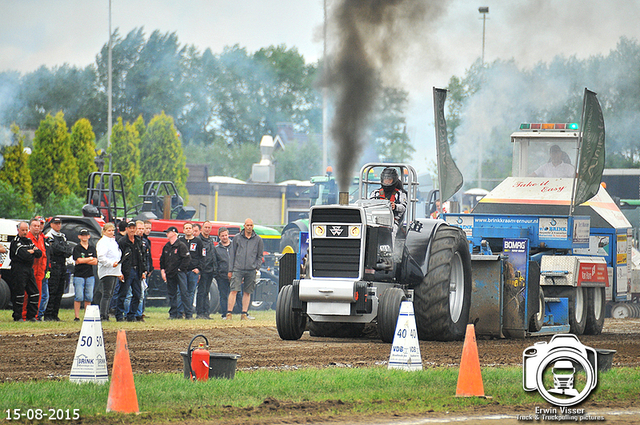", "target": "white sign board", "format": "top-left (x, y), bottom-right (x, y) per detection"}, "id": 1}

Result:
top-left (70, 305), bottom-right (108, 384)
top-left (388, 301), bottom-right (422, 371)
